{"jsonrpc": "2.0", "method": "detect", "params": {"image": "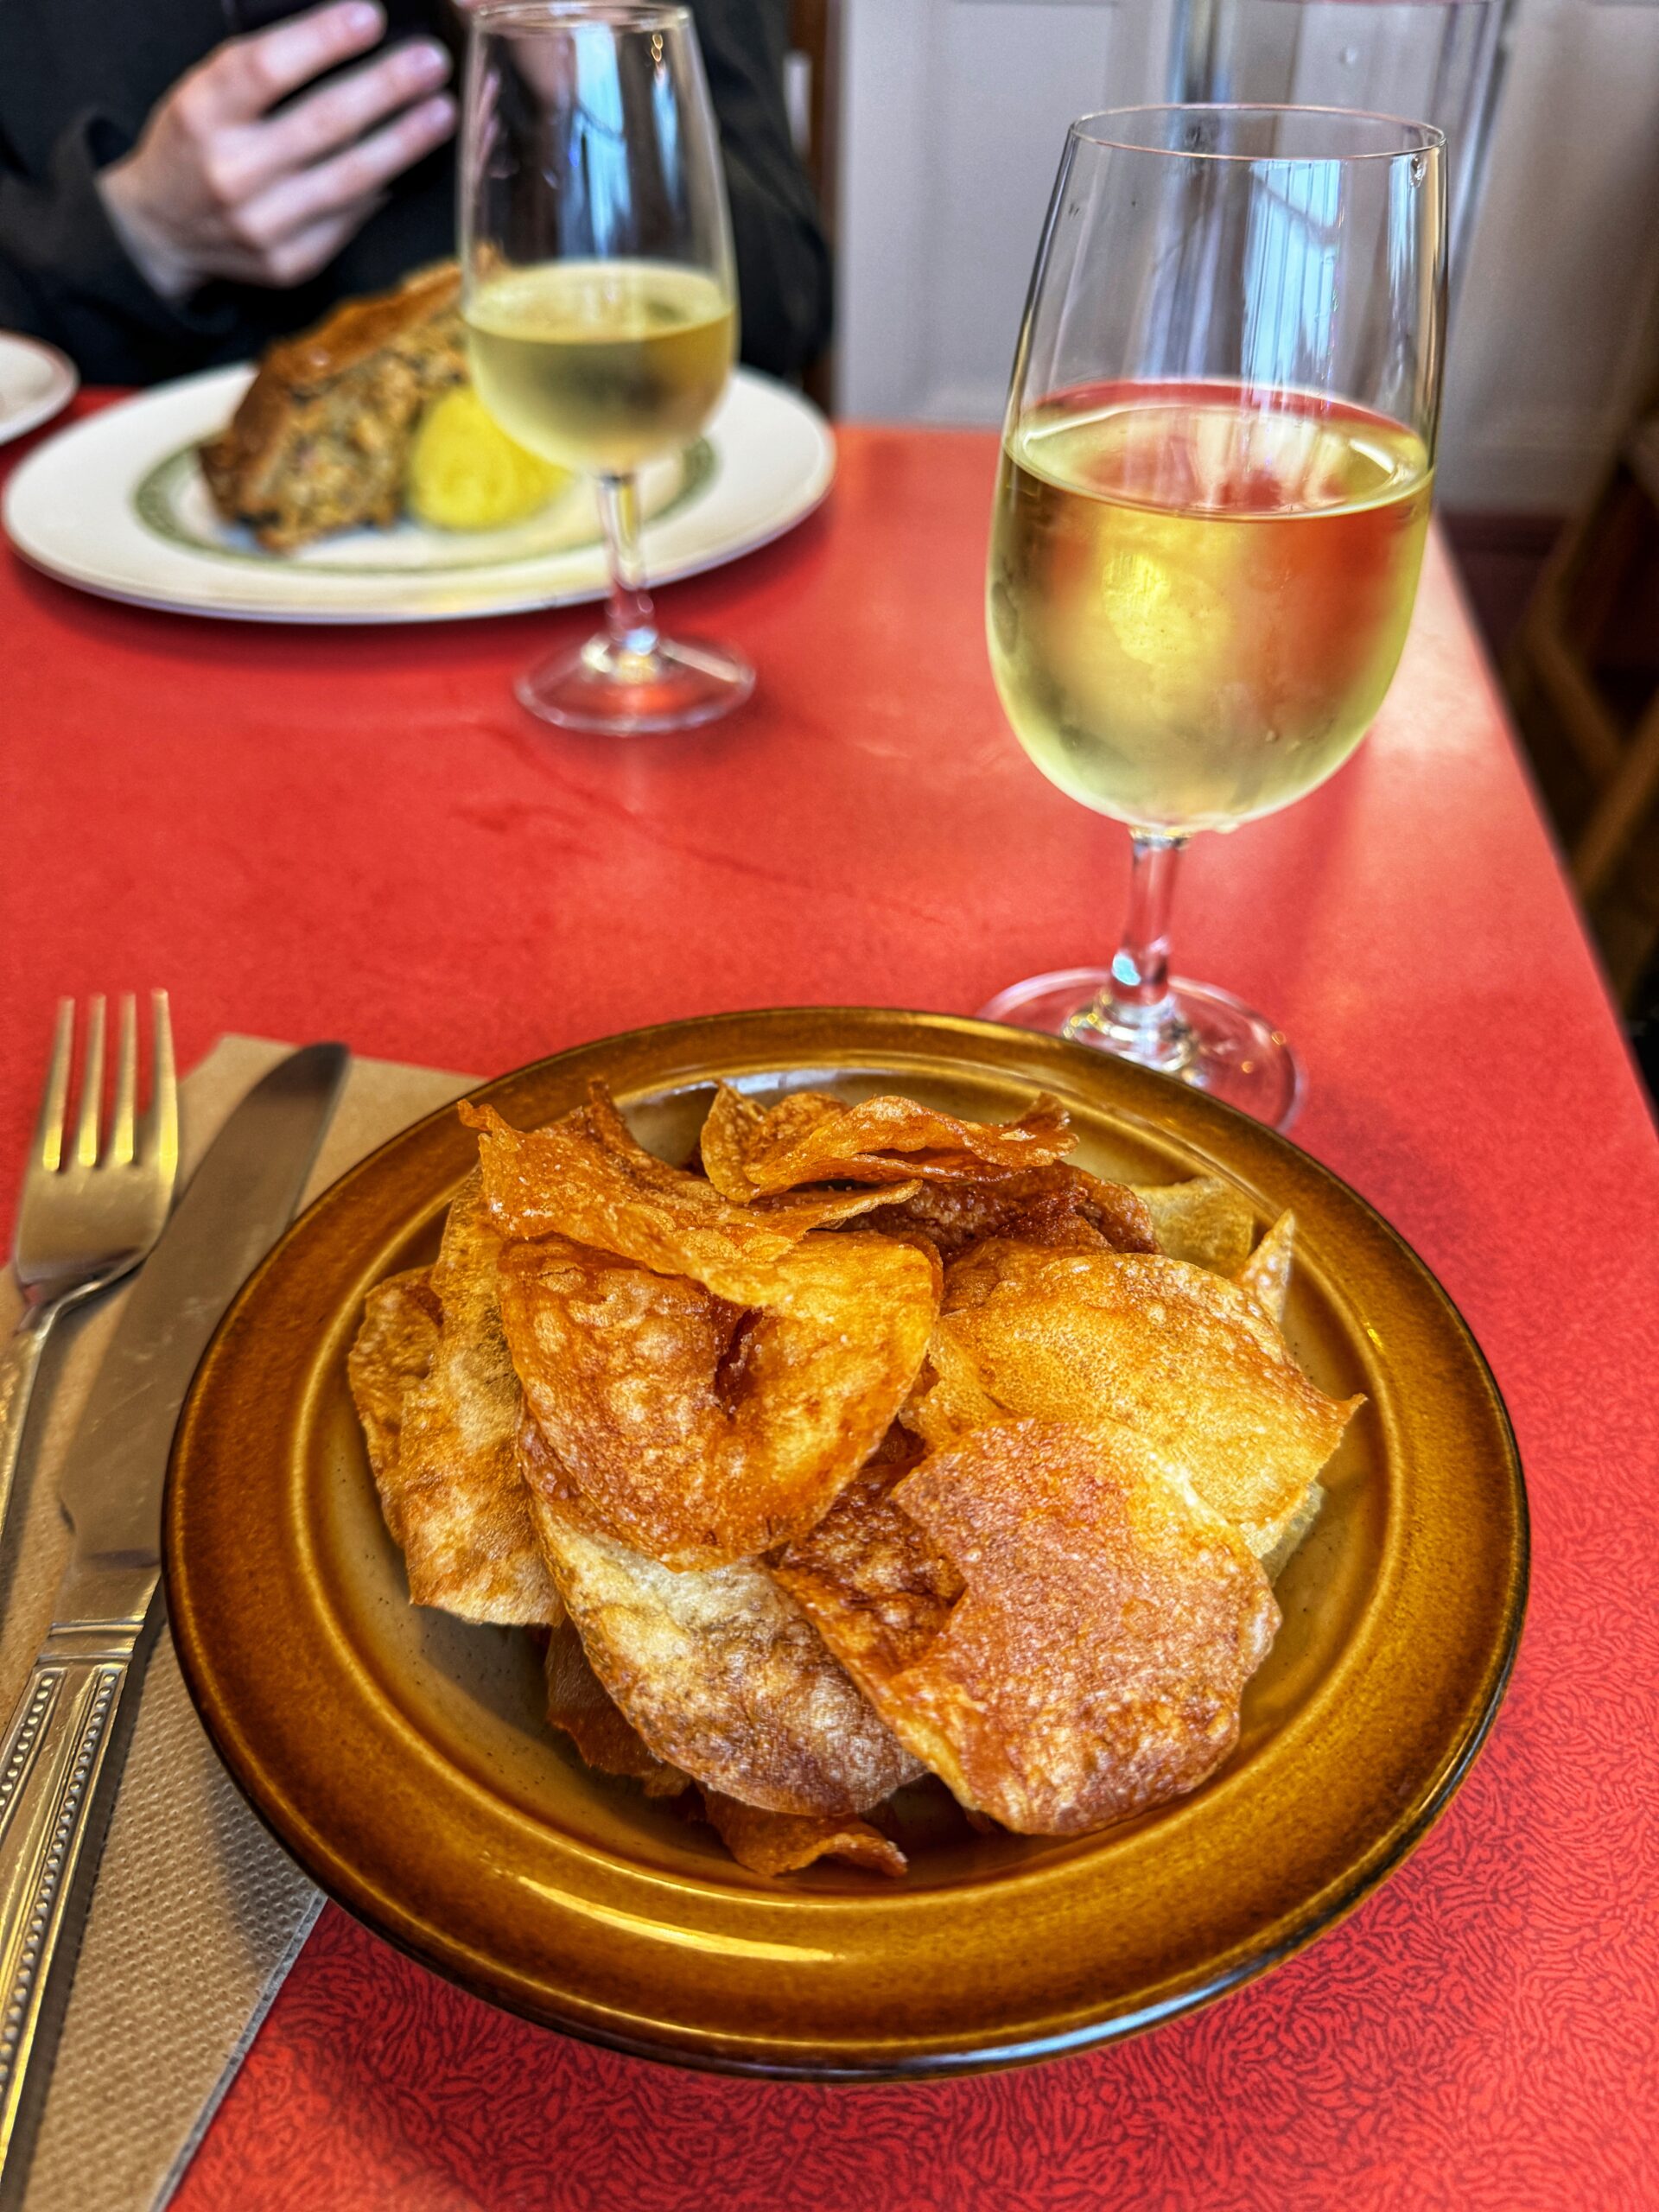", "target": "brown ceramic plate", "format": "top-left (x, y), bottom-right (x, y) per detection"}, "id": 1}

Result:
top-left (165, 1008), bottom-right (1526, 2078)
